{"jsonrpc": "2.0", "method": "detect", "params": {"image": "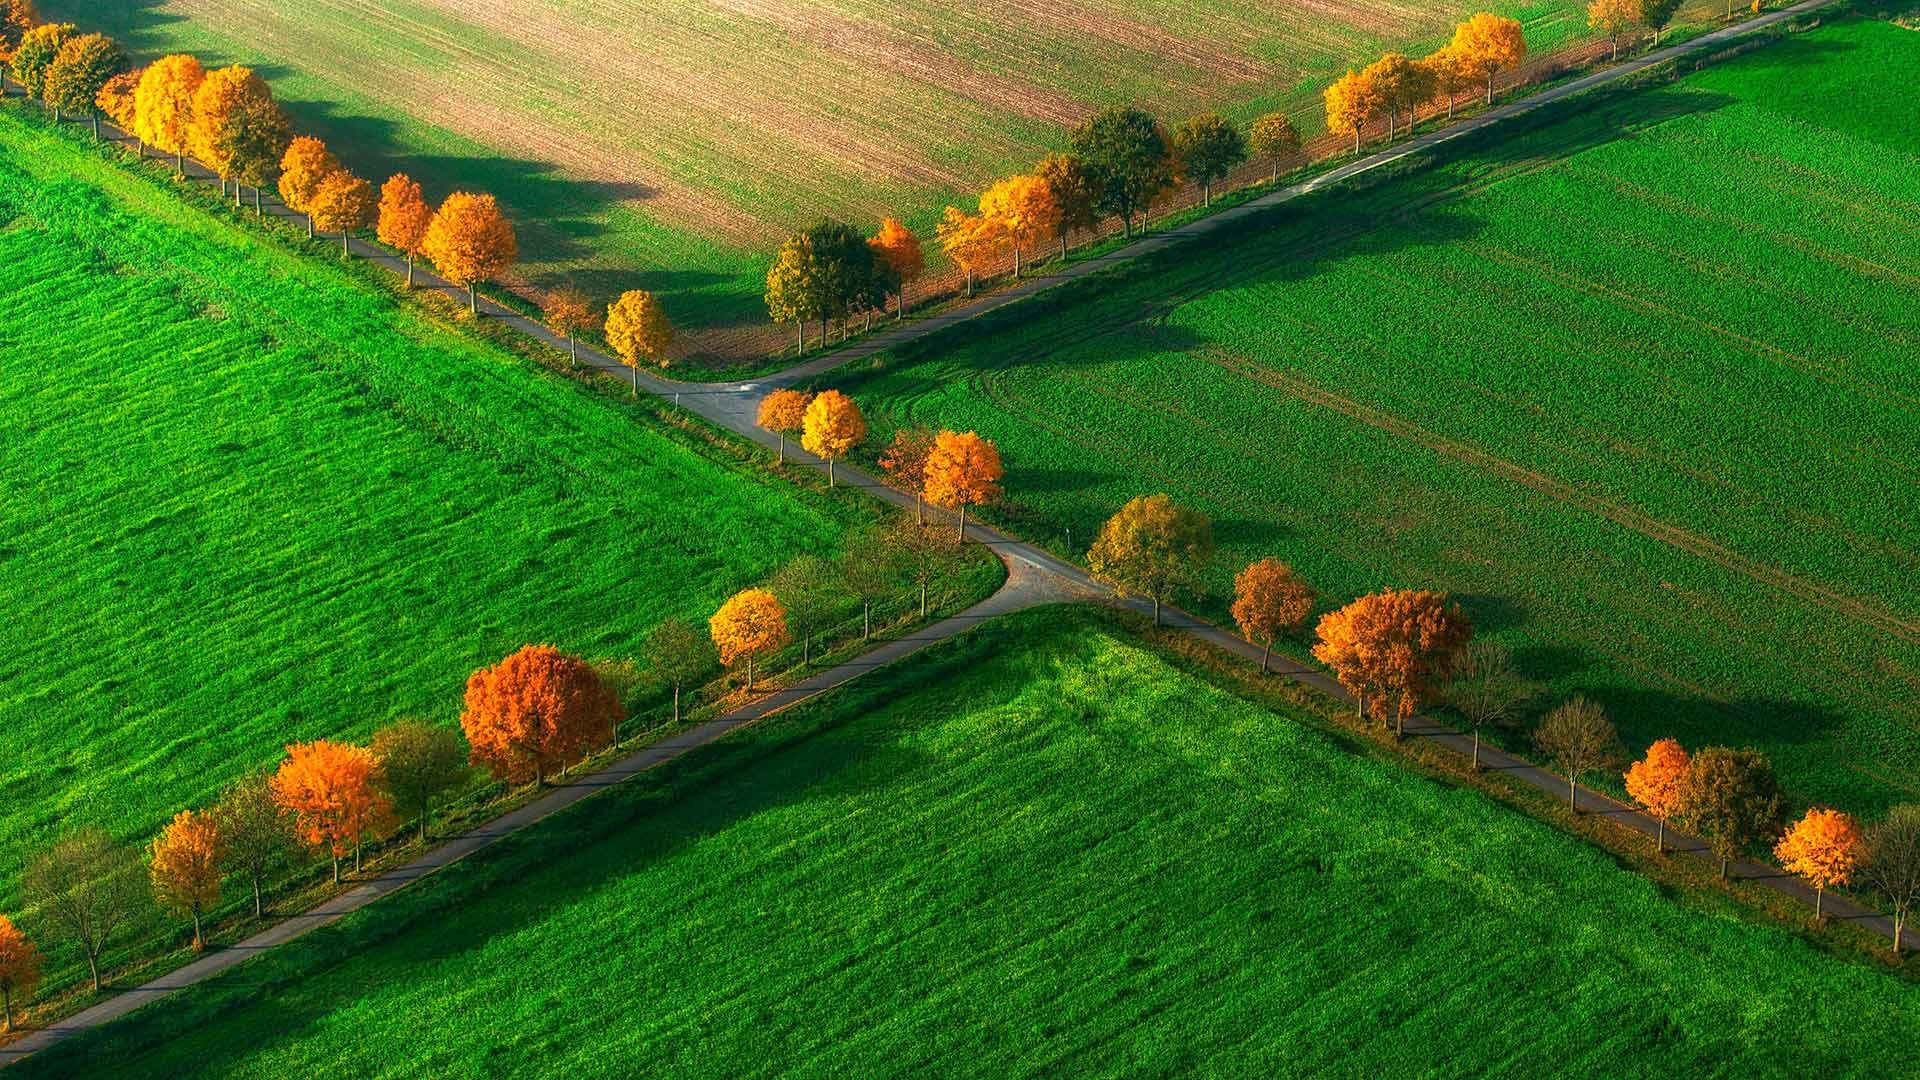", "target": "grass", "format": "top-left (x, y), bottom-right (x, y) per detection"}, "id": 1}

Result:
top-left (0, 100), bottom-right (976, 928)
top-left (36, 0), bottom-right (1676, 357)
top-left (21, 607), bottom-right (1920, 1078)
top-left (826, 15), bottom-right (1920, 815)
